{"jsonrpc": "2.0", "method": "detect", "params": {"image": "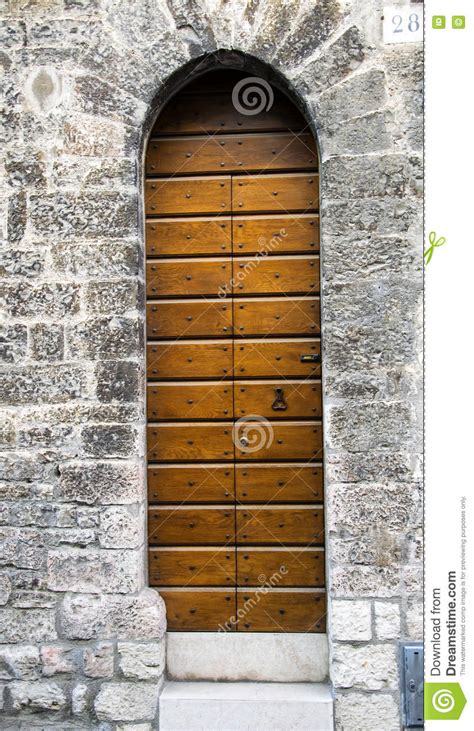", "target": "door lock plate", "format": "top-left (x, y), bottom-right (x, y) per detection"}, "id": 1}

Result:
top-left (300, 353), bottom-right (320, 363)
